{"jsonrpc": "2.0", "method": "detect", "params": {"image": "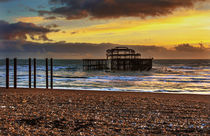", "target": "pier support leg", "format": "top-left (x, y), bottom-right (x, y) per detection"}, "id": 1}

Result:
top-left (6, 58), bottom-right (9, 89)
